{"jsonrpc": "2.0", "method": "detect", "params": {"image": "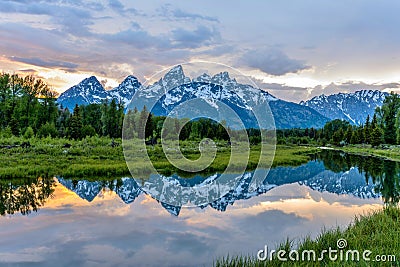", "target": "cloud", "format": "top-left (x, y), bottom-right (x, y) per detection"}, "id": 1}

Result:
top-left (171, 25), bottom-right (220, 49)
top-left (253, 79), bottom-right (308, 92)
top-left (159, 4), bottom-right (219, 22)
top-left (241, 48), bottom-right (311, 76)
top-left (102, 24), bottom-right (220, 50)
top-left (8, 56), bottom-right (78, 69)
top-left (107, 0), bottom-right (139, 16)
top-left (18, 68), bottom-right (38, 73)
top-left (0, 0), bottom-right (96, 37)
